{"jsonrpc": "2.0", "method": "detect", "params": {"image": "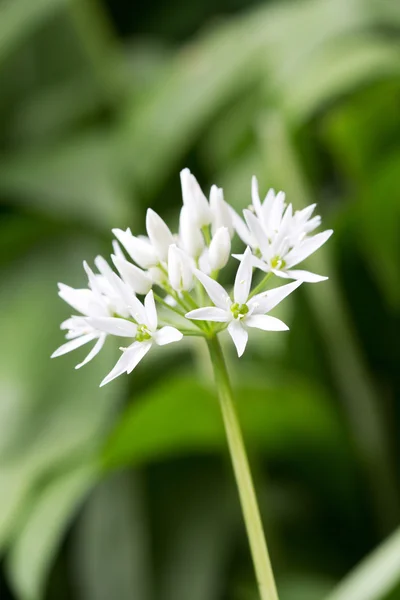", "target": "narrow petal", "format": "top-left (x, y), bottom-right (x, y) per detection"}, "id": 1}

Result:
top-left (194, 269), bottom-right (230, 309)
top-left (232, 254), bottom-right (270, 273)
top-left (229, 206), bottom-right (254, 246)
top-left (153, 326), bottom-right (183, 346)
top-left (285, 229), bottom-right (333, 267)
top-left (185, 307), bottom-right (229, 322)
top-left (251, 176), bottom-right (263, 220)
top-left (112, 255), bottom-right (152, 295)
top-left (146, 208), bottom-right (175, 262)
top-left (246, 314), bottom-right (289, 331)
top-left (85, 317), bottom-right (137, 337)
top-left (83, 261), bottom-right (104, 297)
top-left (51, 333), bottom-right (97, 358)
top-left (100, 342), bottom-right (151, 386)
top-left (285, 269), bottom-right (328, 283)
top-left (144, 290), bottom-right (158, 331)
top-left (234, 247), bottom-right (253, 304)
top-left (227, 321), bottom-right (248, 357)
top-left (58, 284), bottom-right (105, 317)
top-left (75, 334), bottom-right (106, 369)
top-left (127, 295), bottom-right (148, 324)
top-left (243, 210), bottom-right (271, 259)
top-left (248, 280), bottom-right (302, 314)
top-left (126, 341), bottom-right (152, 373)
